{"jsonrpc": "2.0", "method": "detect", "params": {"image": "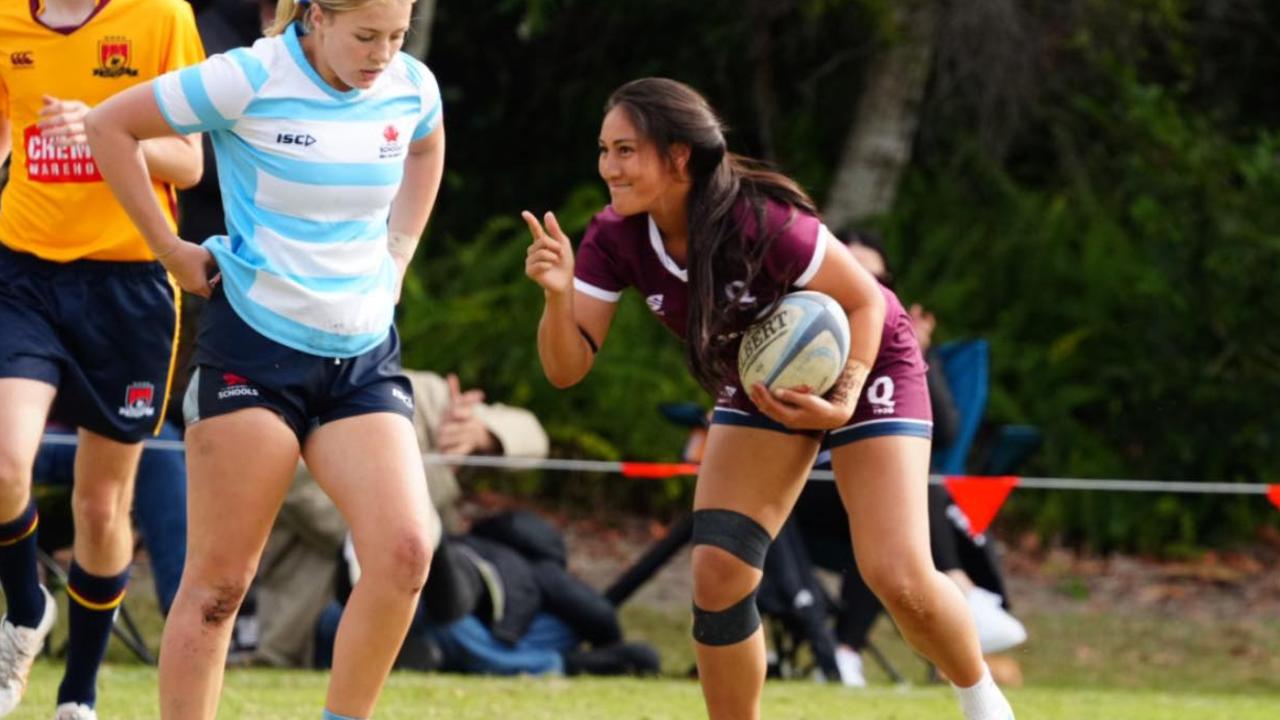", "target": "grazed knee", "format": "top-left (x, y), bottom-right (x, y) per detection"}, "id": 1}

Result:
top-left (200, 580), bottom-right (248, 627)
top-left (363, 529), bottom-right (432, 595)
